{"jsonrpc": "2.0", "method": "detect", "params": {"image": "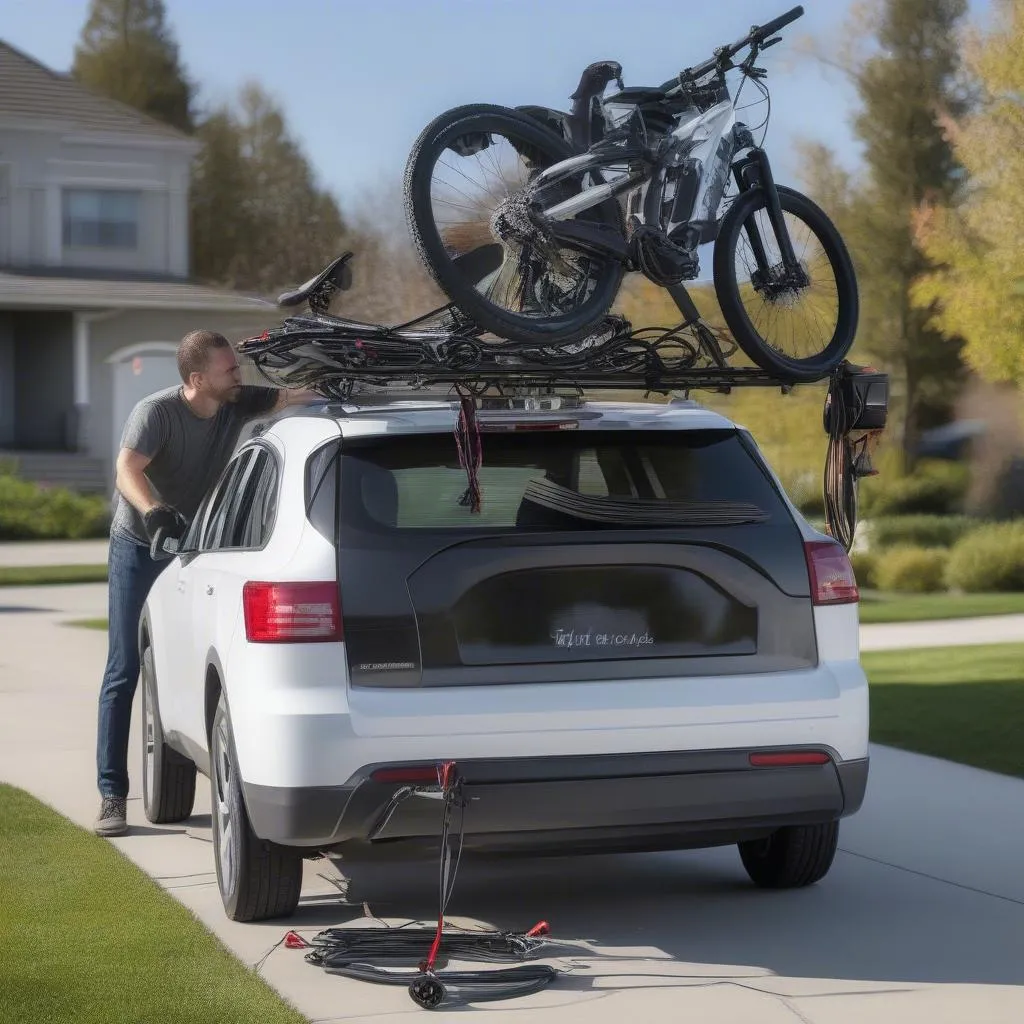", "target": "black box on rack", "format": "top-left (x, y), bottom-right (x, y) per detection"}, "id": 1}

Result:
top-left (844, 367), bottom-right (889, 431)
